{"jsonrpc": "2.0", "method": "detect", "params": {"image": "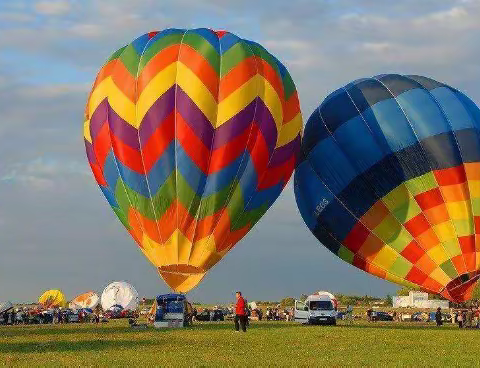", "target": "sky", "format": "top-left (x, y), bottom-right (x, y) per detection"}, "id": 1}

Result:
top-left (0, 0), bottom-right (480, 304)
